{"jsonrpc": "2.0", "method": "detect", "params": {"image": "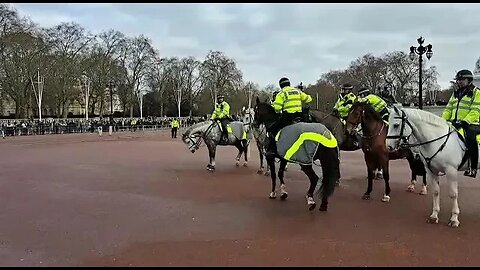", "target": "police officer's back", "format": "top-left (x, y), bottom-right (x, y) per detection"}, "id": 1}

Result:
top-left (357, 87), bottom-right (389, 122)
